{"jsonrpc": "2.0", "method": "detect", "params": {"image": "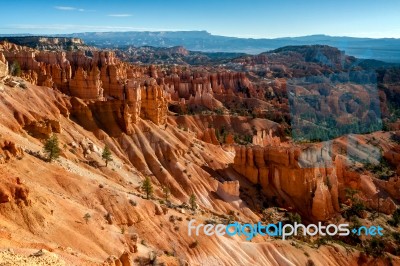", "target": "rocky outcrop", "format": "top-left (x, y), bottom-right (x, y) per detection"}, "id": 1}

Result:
top-left (217, 180), bottom-right (240, 200)
top-left (104, 250), bottom-right (133, 266)
top-left (0, 52), bottom-right (8, 78)
top-left (0, 37), bottom-right (85, 51)
top-left (23, 119), bottom-right (61, 139)
top-left (0, 176), bottom-right (29, 205)
top-left (197, 128), bottom-right (219, 145)
top-left (164, 71), bottom-right (252, 111)
top-left (252, 129), bottom-right (281, 146)
top-left (0, 43), bottom-right (169, 128)
top-left (0, 140), bottom-right (23, 163)
top-left (70, 98), bottom-right (140, 137)
top-left (233, 145), bottom-right (340, 221)
top-left (69, 67), bottom-right (103, 100)
top-left (234, 142), bottom-right (399, 221)
top-left (140, 79), bottom-right (168, 125)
